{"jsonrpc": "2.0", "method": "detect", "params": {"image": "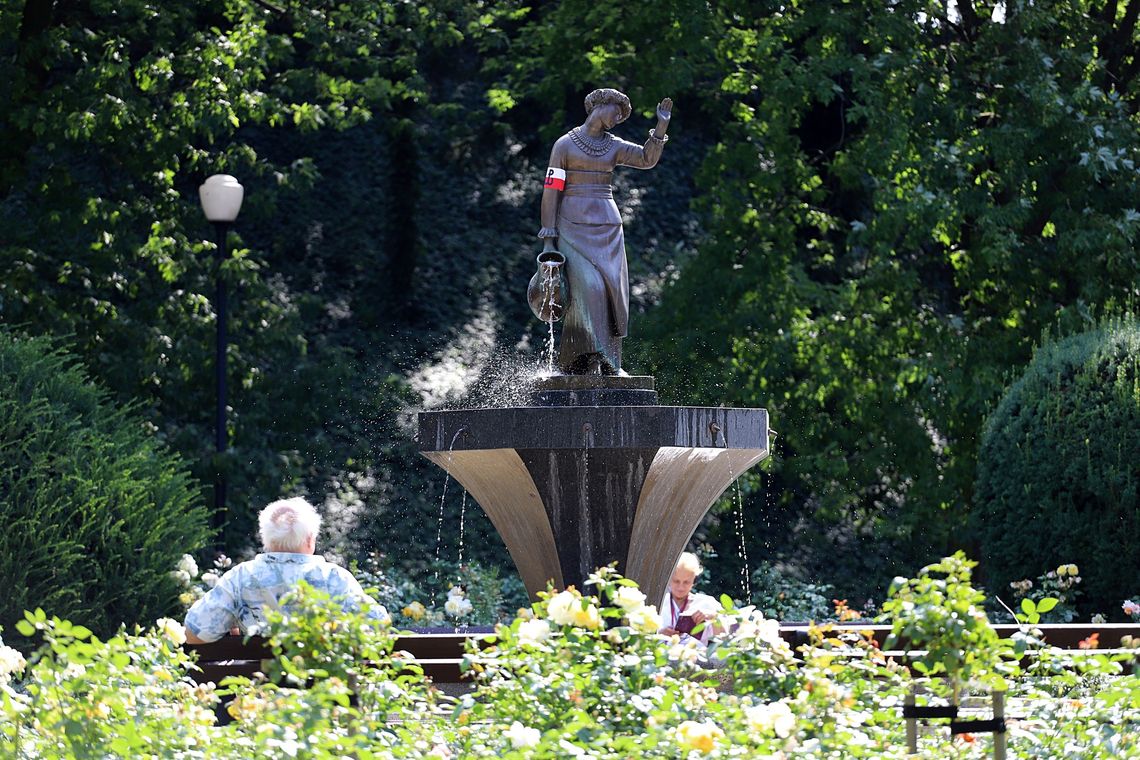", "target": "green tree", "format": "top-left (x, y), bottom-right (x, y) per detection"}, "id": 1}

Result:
top-left (0, 0), bottom-right (476, 548)
top-left (640, 0), bottom-right (1140, 584)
